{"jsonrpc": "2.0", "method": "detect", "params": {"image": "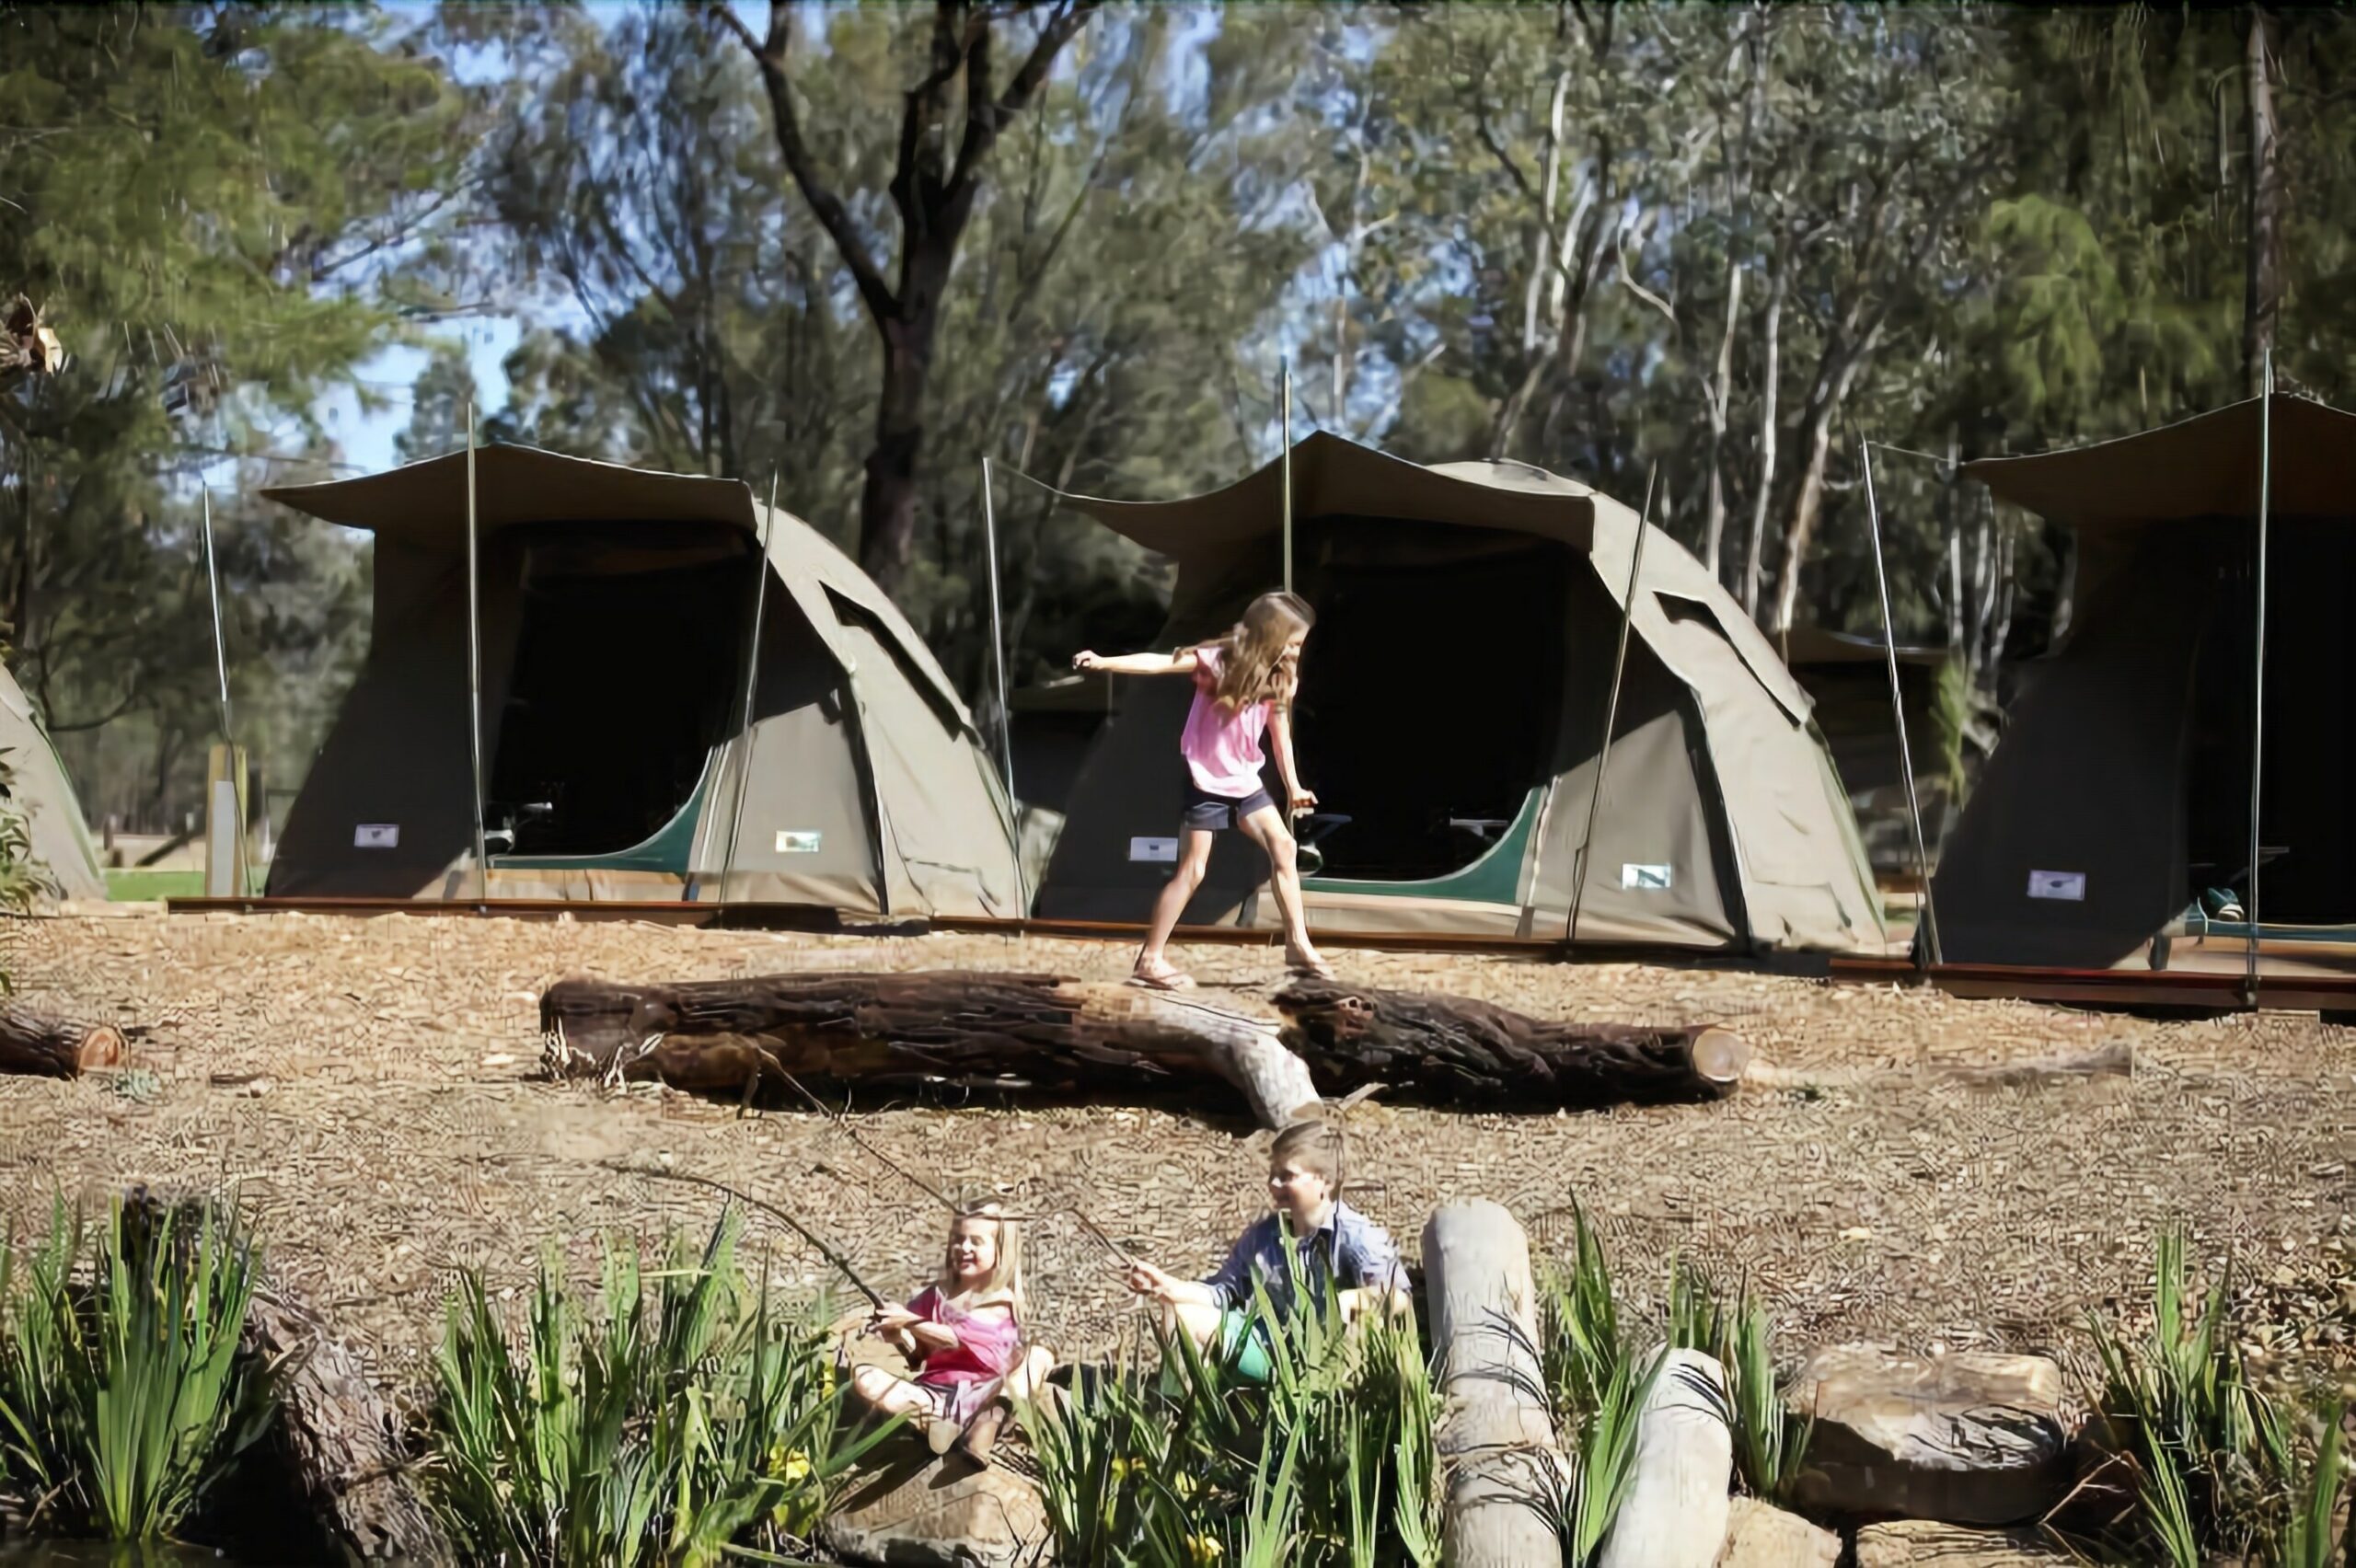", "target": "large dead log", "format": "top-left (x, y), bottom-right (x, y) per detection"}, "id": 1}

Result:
top-left (1275, 978), bottom-right (1749, 1106)
top-left (0, 1002), bottom-right (126, 1078)
top-left (540, 972), bottom-right (1320, 1128)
